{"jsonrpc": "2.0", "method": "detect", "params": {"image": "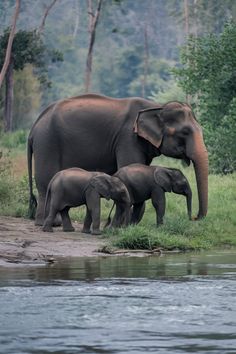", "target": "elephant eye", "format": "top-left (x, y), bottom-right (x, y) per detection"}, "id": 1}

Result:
top-left (182, 127), bottom-right (191, 136)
